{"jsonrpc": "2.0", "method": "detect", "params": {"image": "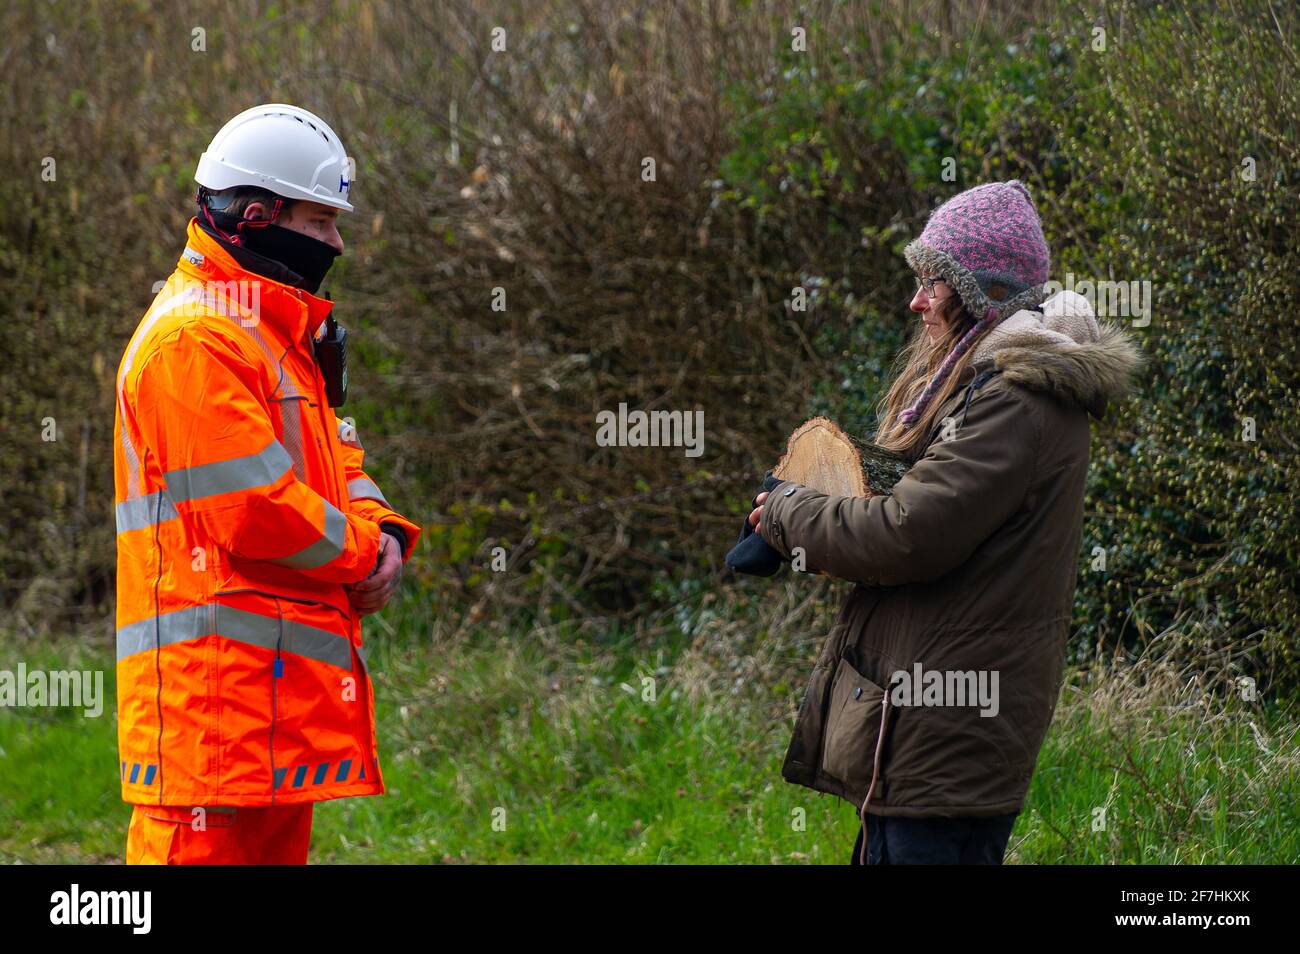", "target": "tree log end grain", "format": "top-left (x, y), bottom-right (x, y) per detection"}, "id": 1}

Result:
top-left (772, 416), bottom-right (910, 498)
